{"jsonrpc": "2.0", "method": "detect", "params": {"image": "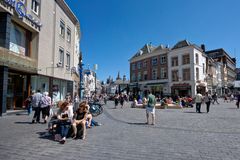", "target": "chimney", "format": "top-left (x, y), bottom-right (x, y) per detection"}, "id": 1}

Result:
top-left (201, 44), bottom-right (205, 52)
